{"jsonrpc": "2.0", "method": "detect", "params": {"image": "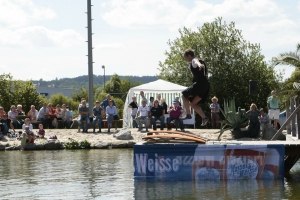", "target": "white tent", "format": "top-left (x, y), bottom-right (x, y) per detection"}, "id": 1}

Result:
top-left (122, 79), bottom-right (195, 128)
